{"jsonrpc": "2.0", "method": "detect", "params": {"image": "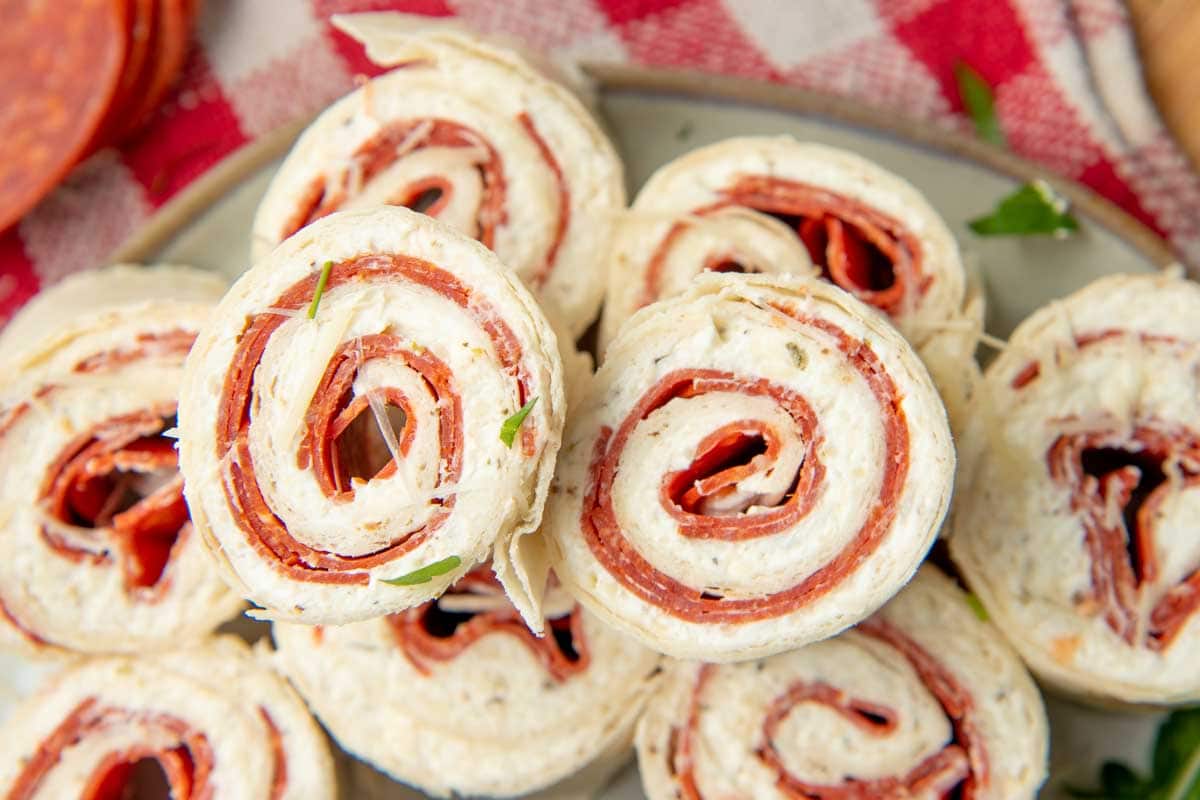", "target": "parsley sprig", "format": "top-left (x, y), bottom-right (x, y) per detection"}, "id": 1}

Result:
top-left (954, 62), bottom-right (1079, 238)
top-left (1068, 708), bottom-right (1200, 799)
top-left (968, 179), bottom-right (1079, 237)
top-left (954, 61), bottom-right (1005, 148)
